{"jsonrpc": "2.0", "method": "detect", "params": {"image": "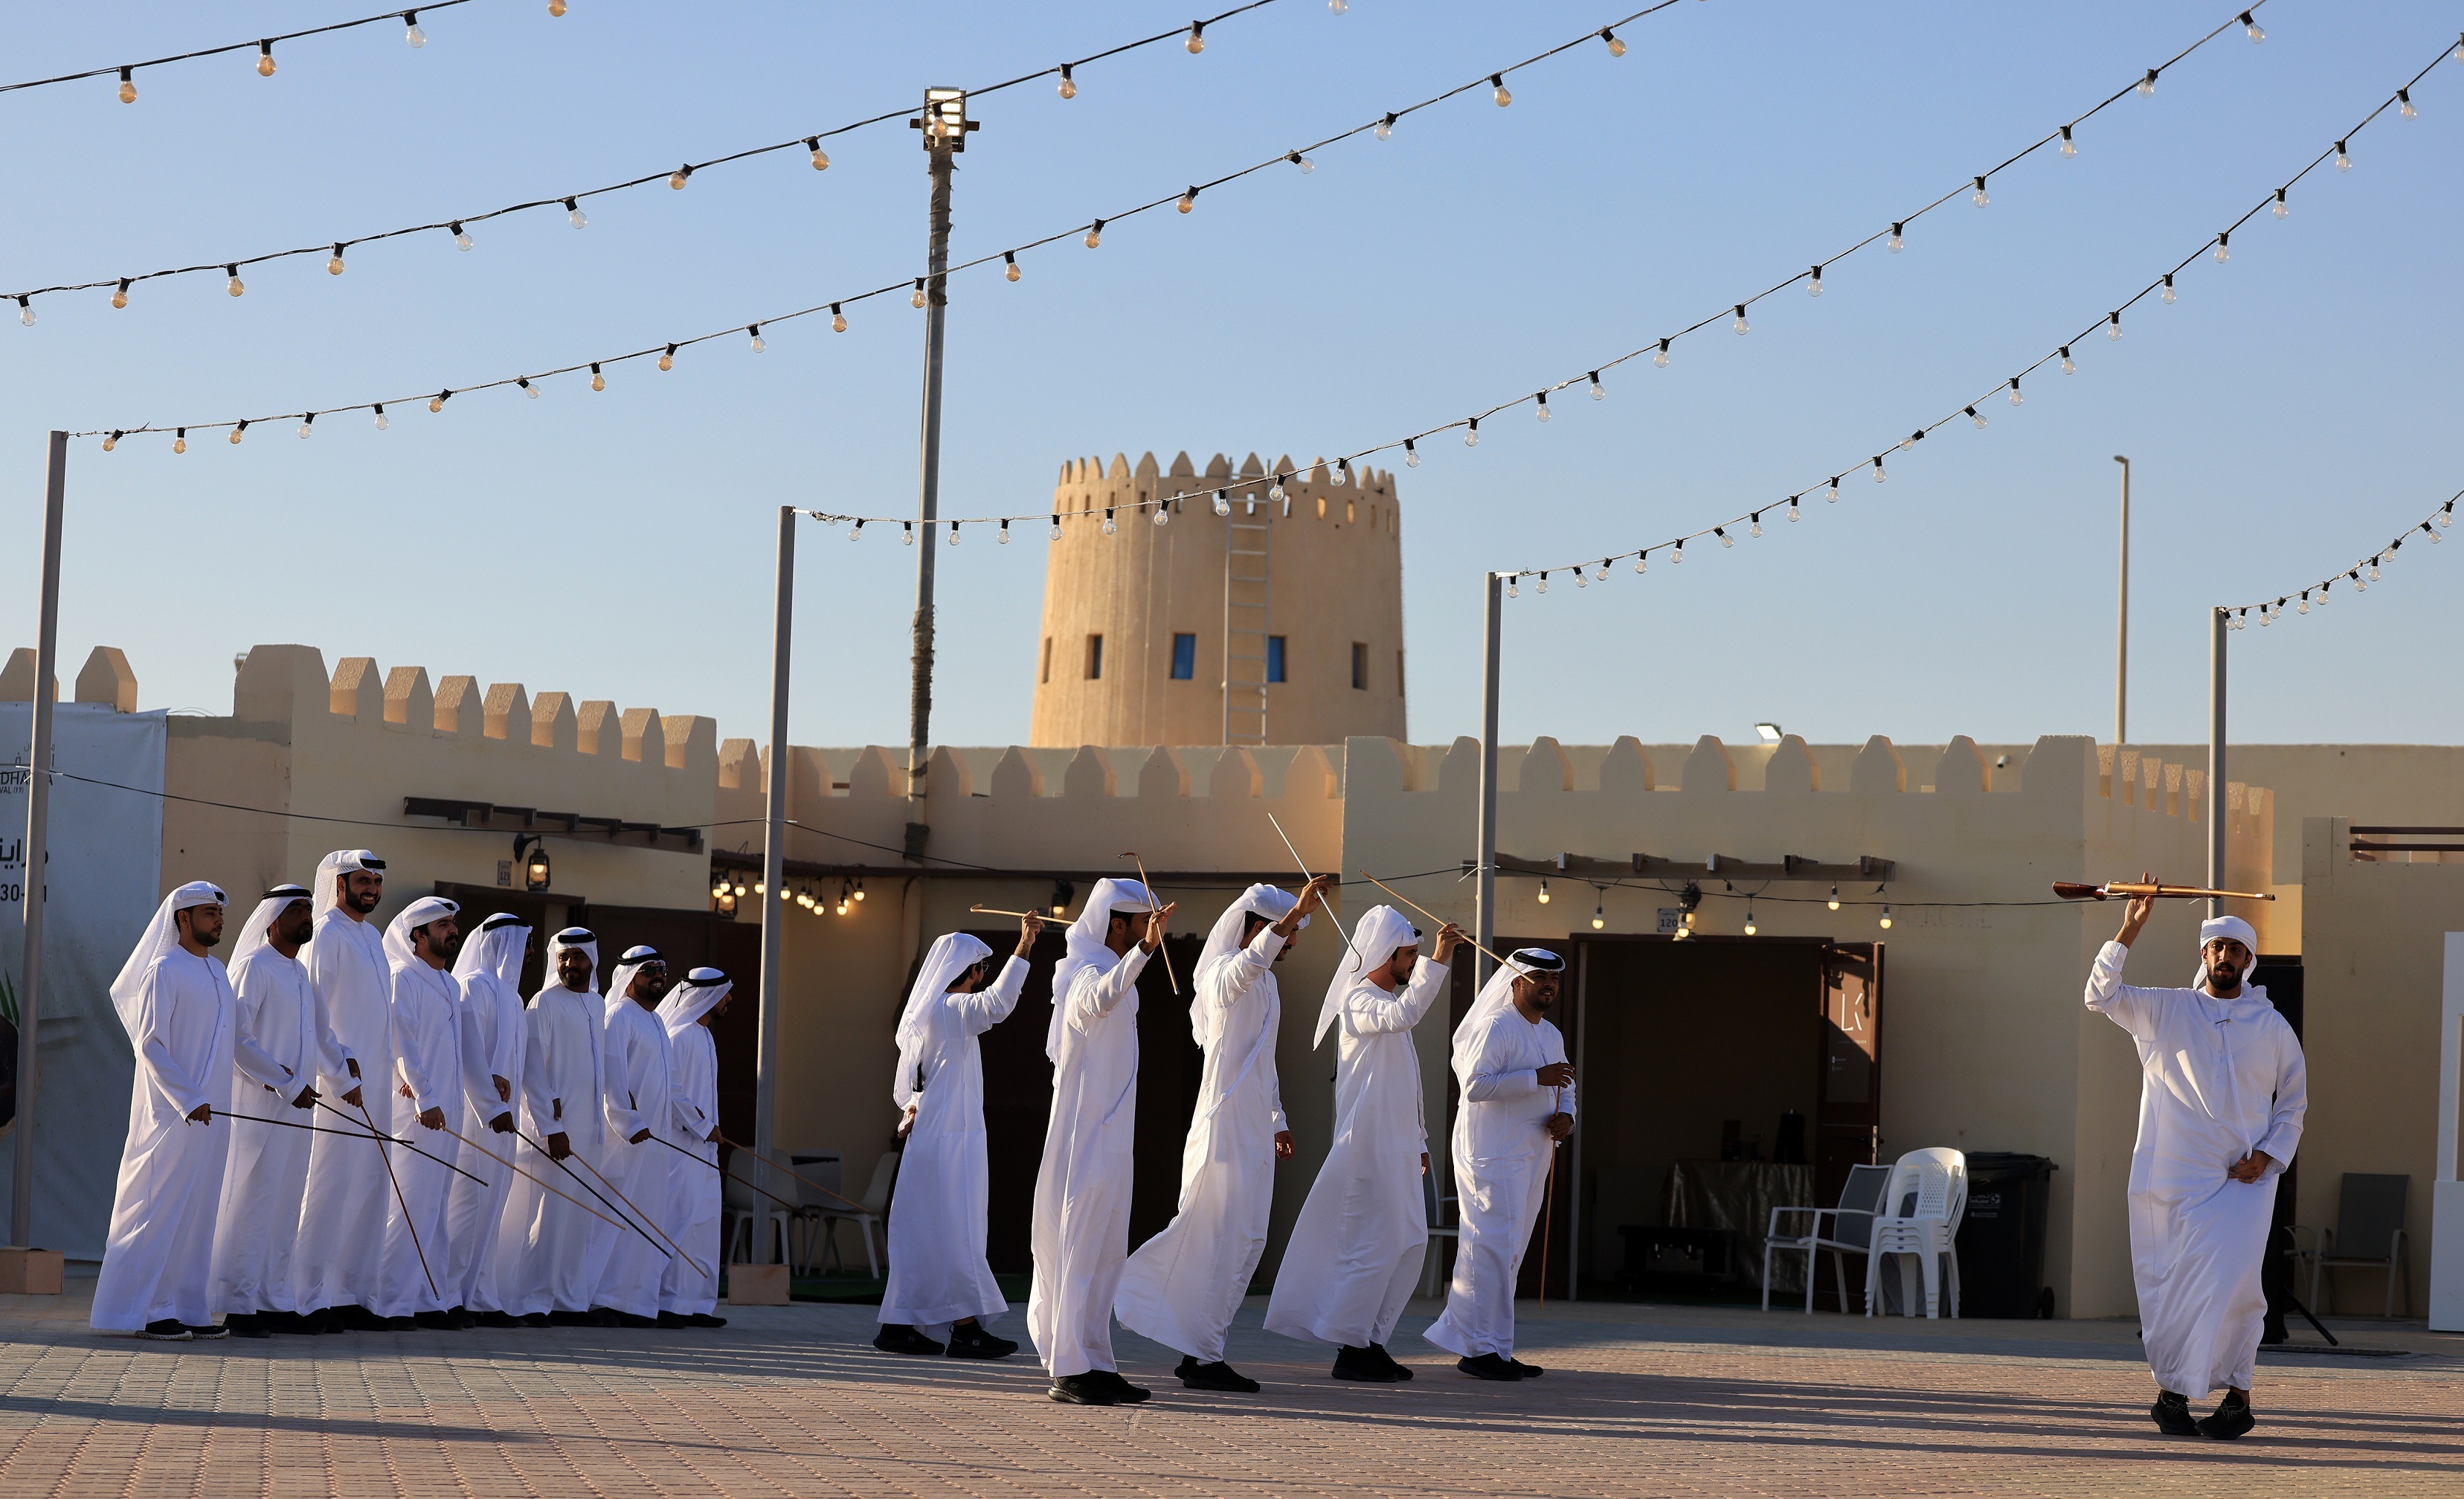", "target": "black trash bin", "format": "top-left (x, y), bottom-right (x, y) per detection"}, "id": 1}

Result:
top-left (1956, 1152), bottom-right (2056, 1317)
